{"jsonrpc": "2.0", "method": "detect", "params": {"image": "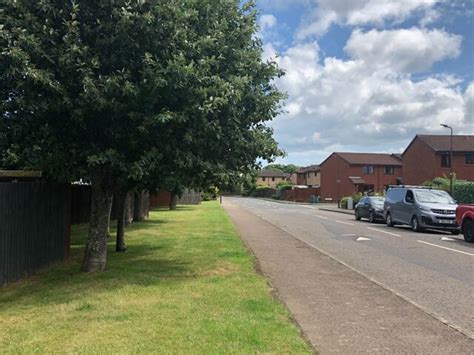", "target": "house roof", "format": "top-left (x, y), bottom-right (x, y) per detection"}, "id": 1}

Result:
top-left (349, 176), bottom-right (366, 184)
top-left (257, 170), bottom-right (289, 178)
top-left (298, 164), bottom-right (320, 173)
top-left (320, 152), bottom-right (403, 167)
top-left (402, 135), bottom-right (474, 156)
